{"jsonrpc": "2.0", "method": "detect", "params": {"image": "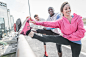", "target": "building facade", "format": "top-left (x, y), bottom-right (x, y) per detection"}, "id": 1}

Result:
top-left (0, 2), bottom-right (14, 38)
top-left (0, 2), bottom-right (9, 32)
top-left (7, 9), bottom-right (11, 31)
top-left (10, 15), bottom-right (14, 30)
